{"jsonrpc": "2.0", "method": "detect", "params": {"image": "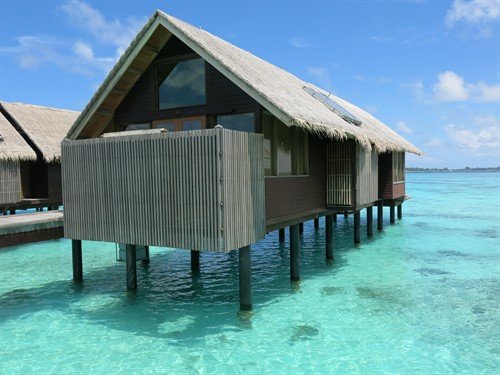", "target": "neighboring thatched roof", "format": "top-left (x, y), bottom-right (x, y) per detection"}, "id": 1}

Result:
top-left (0, 112), bottom-right (36, 161)
top-left (67, 10), bottom-right (422, 155)
top-left (0, 102), bottom-right (80, 163)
